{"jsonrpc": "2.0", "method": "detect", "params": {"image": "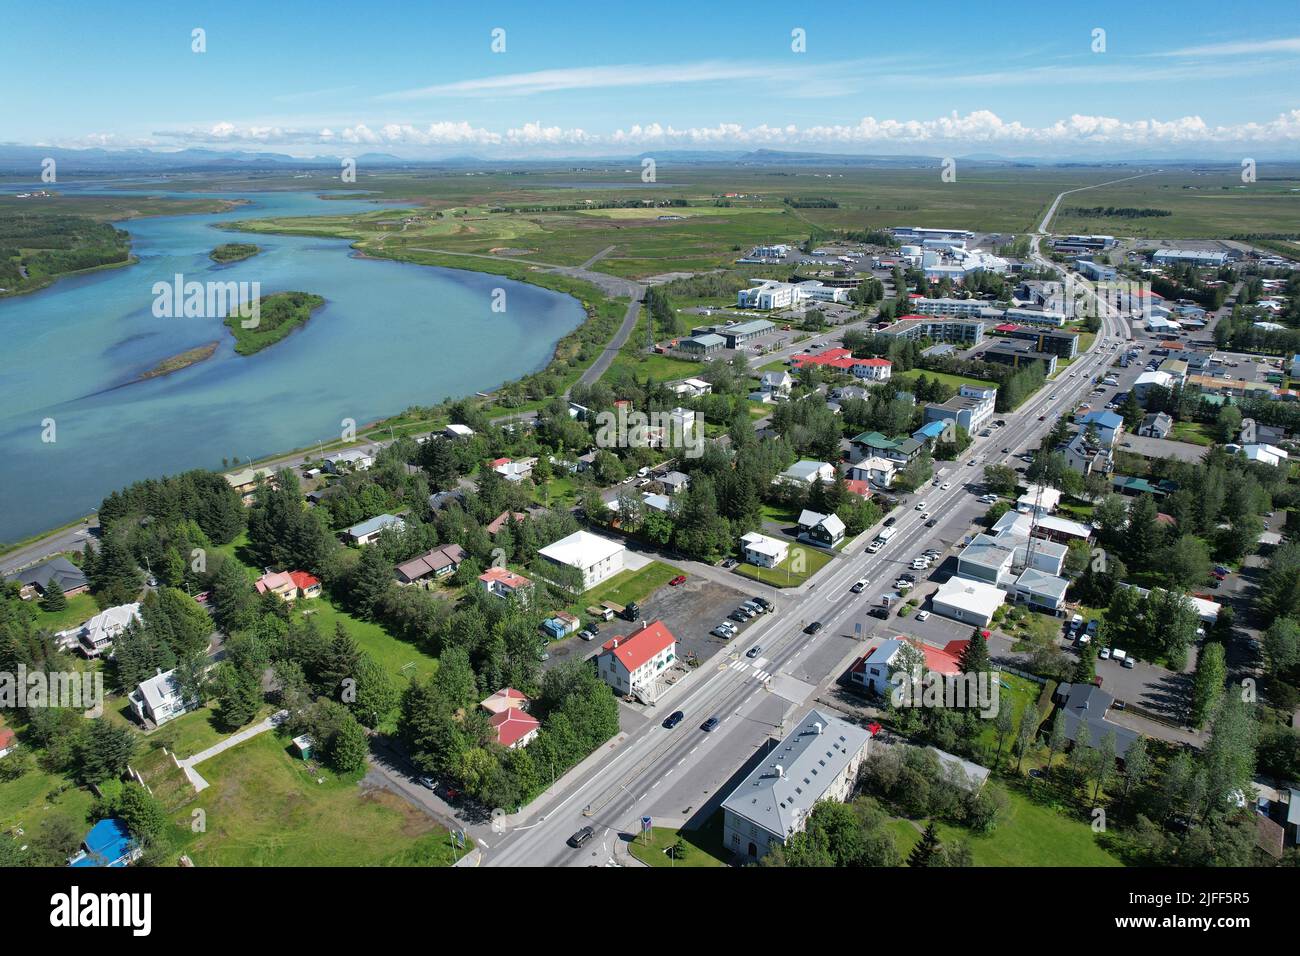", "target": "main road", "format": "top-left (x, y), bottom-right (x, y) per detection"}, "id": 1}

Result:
top-left (483, 196), bottom-right (1133, 867)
